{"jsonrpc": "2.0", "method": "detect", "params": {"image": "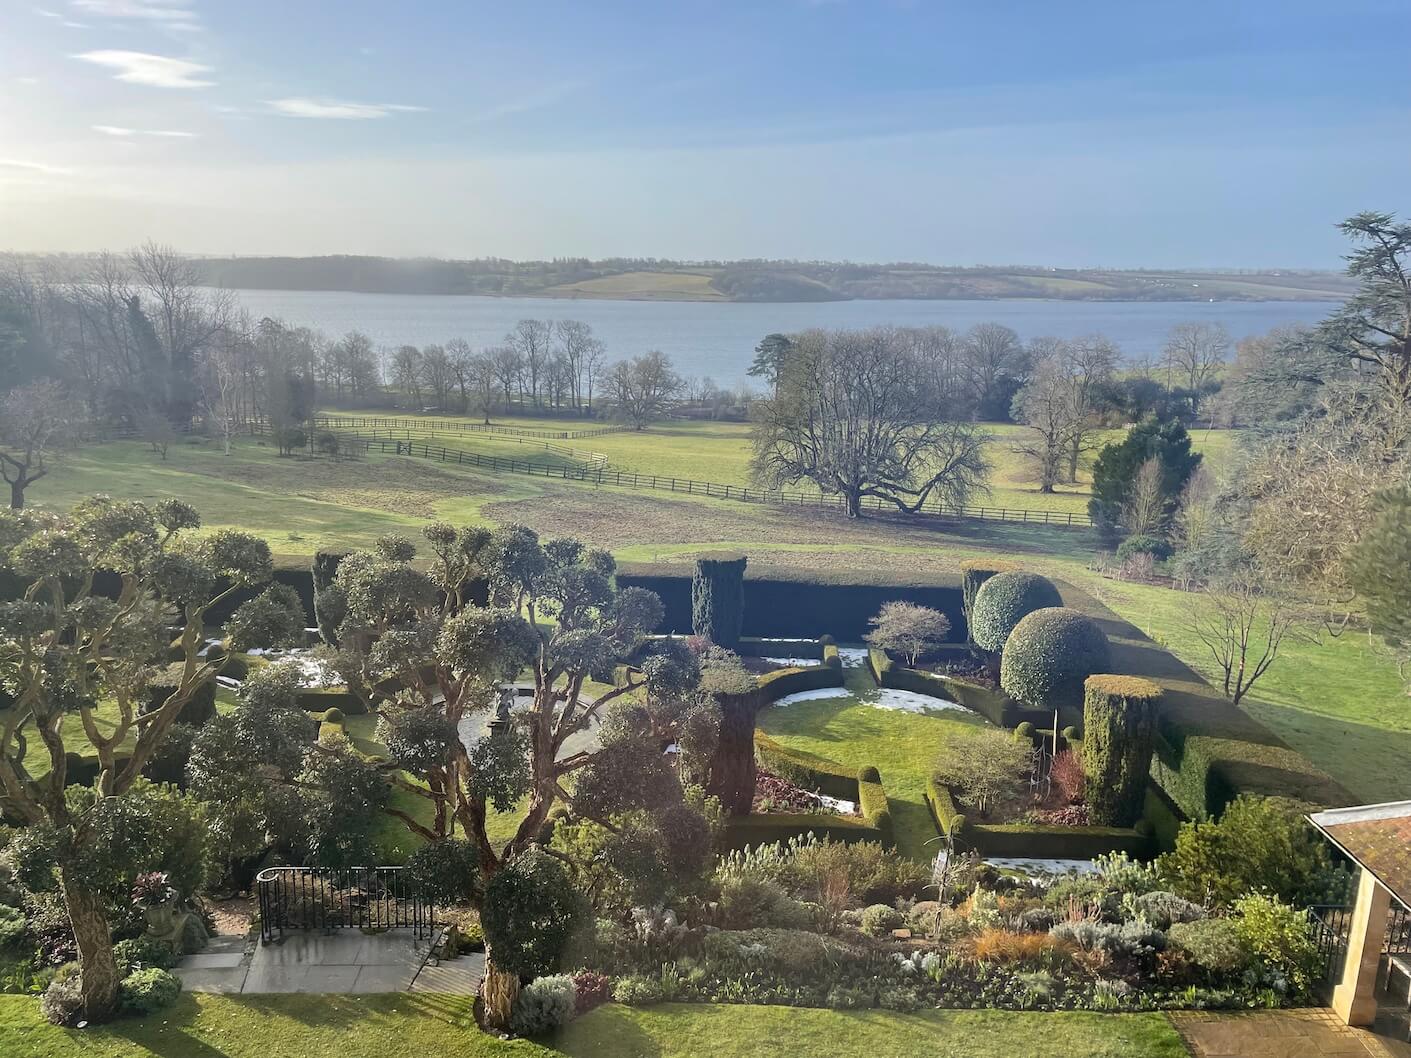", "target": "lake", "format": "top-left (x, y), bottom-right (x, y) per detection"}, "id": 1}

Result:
top-left (227, 289), bottom-right (1338, 386)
